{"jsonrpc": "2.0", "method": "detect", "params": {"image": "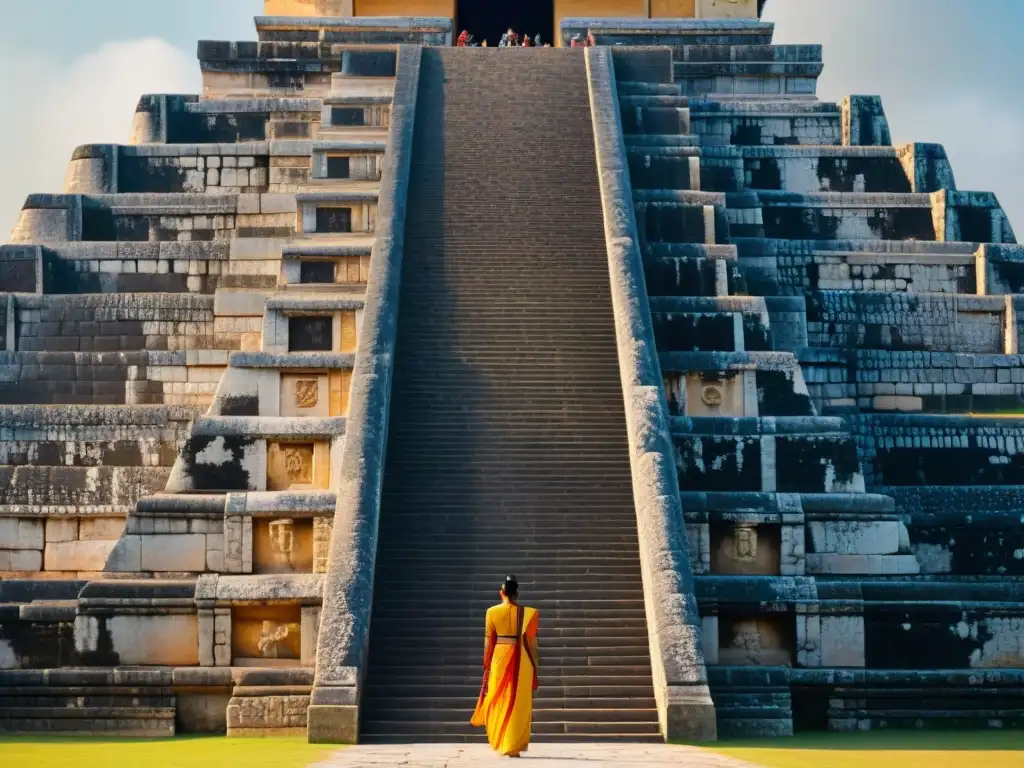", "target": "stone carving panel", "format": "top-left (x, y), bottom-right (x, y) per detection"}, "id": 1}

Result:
top-left (254, 518), bottom-right (315, 574)
top-left (232, 605), bottom-right (302, 665)
top-left (686, 372), bottom-right (746, 417)
top-left (280, 374), bottom-right (329, 418)
top-left (266, 442), bottom-right (328, 491)
top-left (718, 616), bottom-right (795, 666)
top-left (711, 522), bottom-right (781, 575)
